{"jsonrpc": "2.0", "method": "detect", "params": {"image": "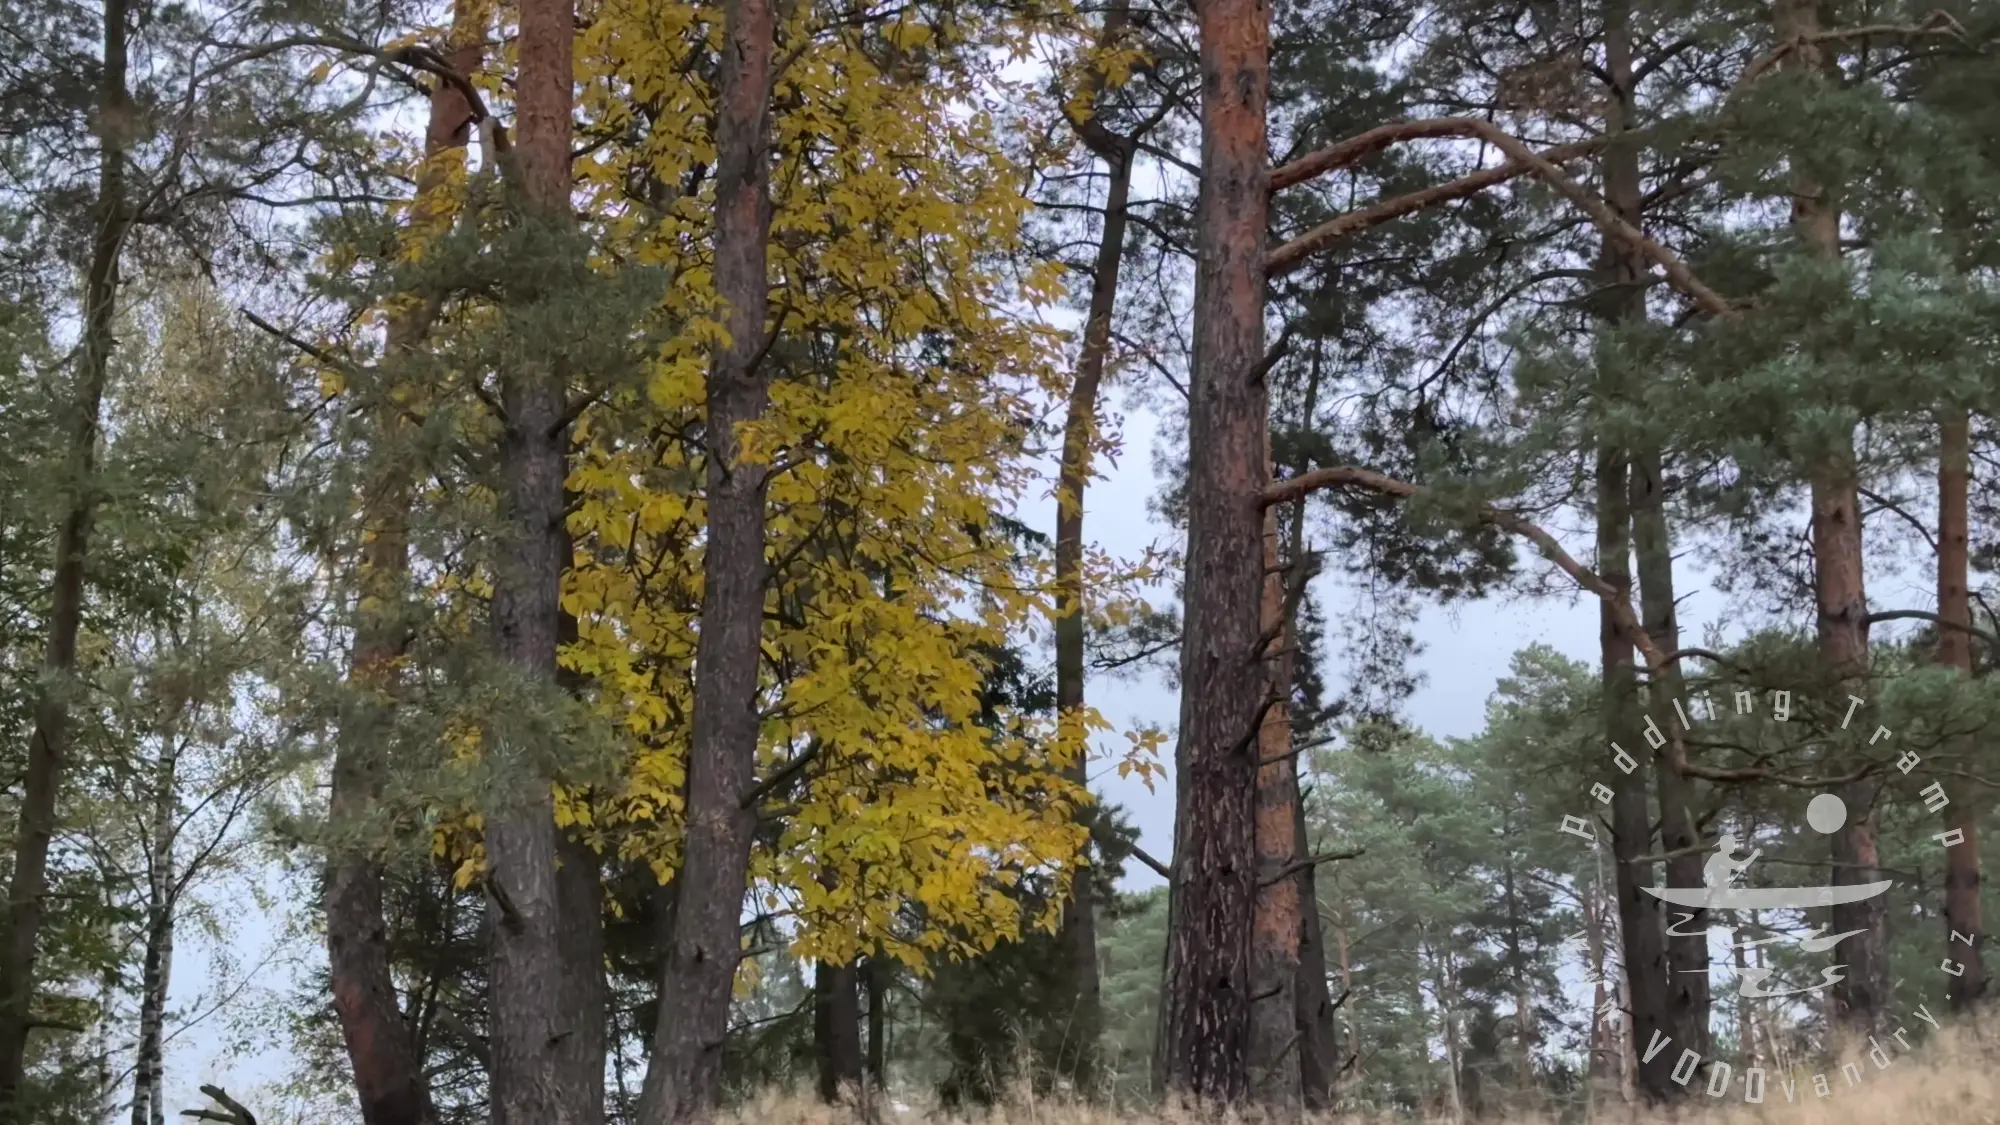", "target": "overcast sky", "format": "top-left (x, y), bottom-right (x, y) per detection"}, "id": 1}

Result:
top-left (1035, 394), bottom-right (1664, 892)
